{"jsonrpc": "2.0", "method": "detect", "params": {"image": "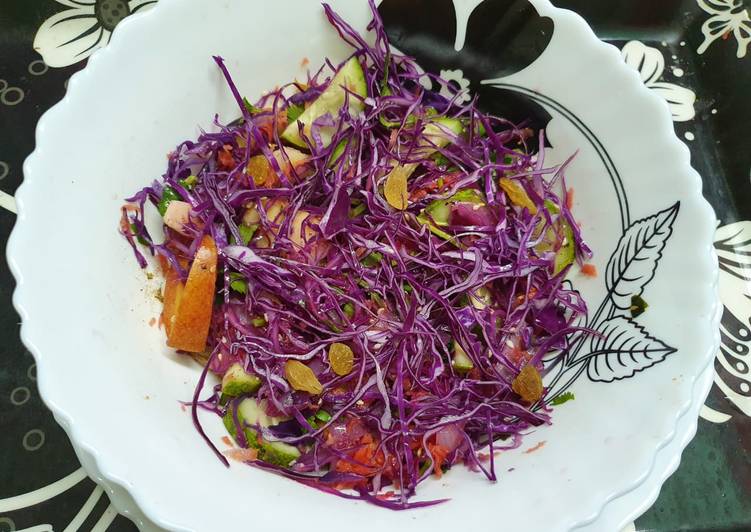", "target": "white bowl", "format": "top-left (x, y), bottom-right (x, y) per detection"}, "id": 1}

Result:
top-left (574, 360), bottom-right (715, 531)
top-left (8, 0), bottom-right (720, 530)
